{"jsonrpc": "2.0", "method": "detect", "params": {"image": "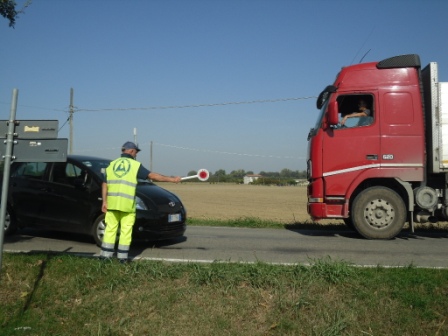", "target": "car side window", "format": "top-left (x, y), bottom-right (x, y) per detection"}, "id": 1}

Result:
top-left (14, 162), bottom-right (48, 179)
top-left (52, 162), bottom-right (91, 187)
